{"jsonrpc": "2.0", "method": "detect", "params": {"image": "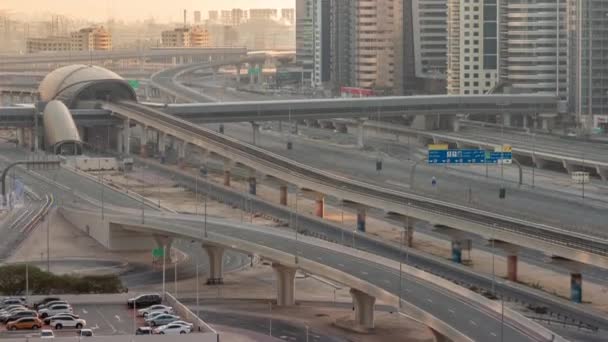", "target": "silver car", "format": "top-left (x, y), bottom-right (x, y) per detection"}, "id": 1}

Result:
top-left (146, 314), bottom-right (179, 327)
